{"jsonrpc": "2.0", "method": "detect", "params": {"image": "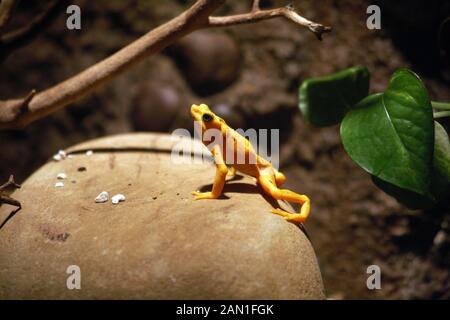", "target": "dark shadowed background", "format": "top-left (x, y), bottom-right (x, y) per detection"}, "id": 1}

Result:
top-left (1, 0), bottom-right (449, 299)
